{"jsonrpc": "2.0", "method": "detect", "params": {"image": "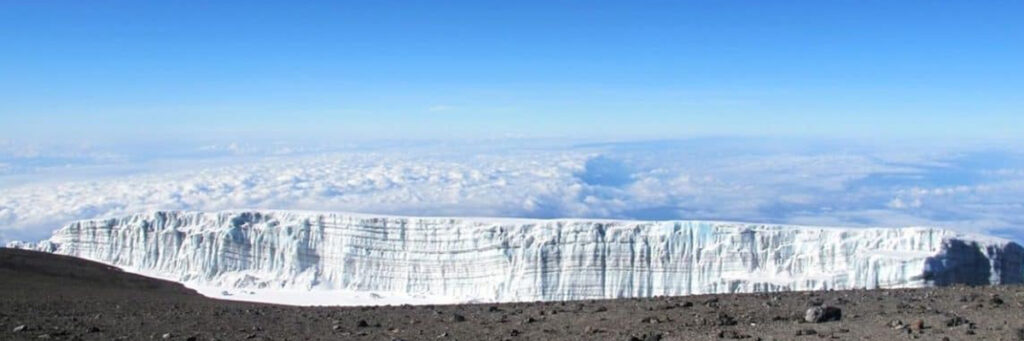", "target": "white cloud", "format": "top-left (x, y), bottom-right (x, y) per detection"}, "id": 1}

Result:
top-left (1, 140), bottom-right (1023, 242)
